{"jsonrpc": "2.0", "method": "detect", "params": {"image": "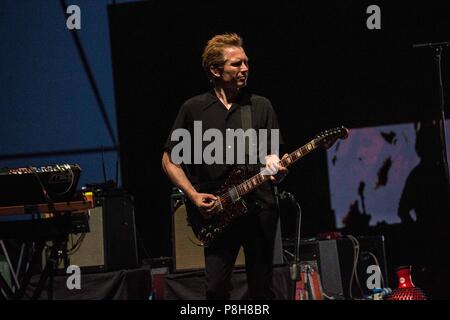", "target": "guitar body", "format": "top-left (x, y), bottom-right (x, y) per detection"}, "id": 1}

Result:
top-left (186, 166), bottom-right (252, 247)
